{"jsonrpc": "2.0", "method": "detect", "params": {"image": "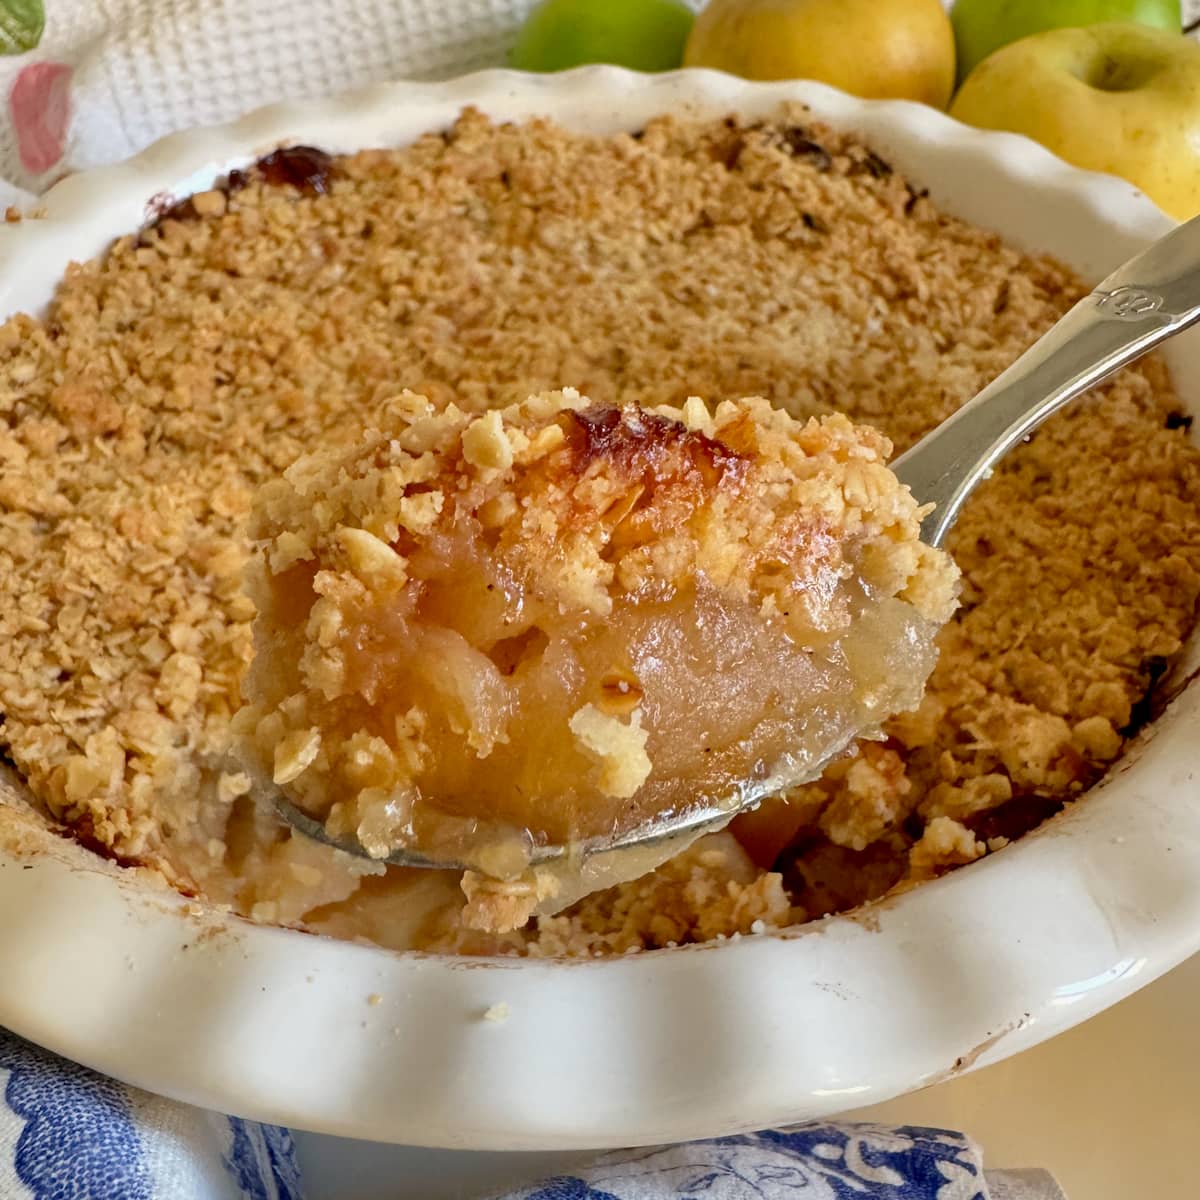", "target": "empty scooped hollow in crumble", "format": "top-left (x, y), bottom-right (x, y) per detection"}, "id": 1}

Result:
top-left (234, 387), bottom-right (960, 896)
